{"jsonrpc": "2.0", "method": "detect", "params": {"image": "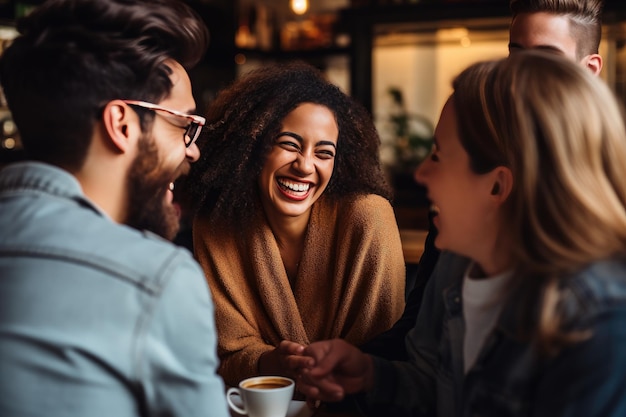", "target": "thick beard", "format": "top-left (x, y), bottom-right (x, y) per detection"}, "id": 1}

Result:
top-left (125, 133), bottom-right (180, 240)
